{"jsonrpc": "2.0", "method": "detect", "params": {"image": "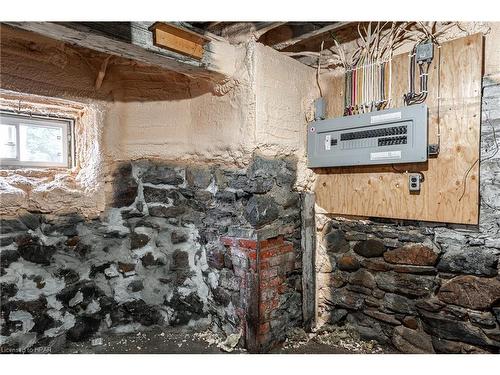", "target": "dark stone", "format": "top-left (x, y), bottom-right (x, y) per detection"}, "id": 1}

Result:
top-left (329, 308), bottom-right (348, 324)
top-left (16, 235), bottom-right (56, 265)
top-left (323, 230), bottom-right (349, 253)
top-left (141, 252), bottom-right (165, 268)
top-left (392, 326), bottom-right (435, 353)
top-left (354, 239), bottom-right (386, 257)
top-left (375, 272), bottom-right (438, 298)
top-left (32, 312), bottom-right (56, 334)
top-left (130, 233), bottom-right (150, 250)
top-left (243, 177), bottom-right (274, 194)
top-left (383, 293), bottom-right (417, 314)
top-left (0, 236), bottom-right (15, 247)
top-left (1, 249), bottom-right (20, 268)
top-left (67, 316), bottom-right (101, 342)
top-left (215, 190), bottom-right (237, 203)
top-left (89, 262), bottom-right (112, 278)
top-left (431, 336), bottom-right (489, 353)
top-left (212, 287), bottom-right (231, 306)
top-left (54, 268), bottom-right (80, 285)
top-left (165, 291), bottom-right (206, 325)
top-left (116, 300), bottom-right (163, 326)
top-left (419, 309), bottom-right (500, 348)
top-left (171, 250), bottom-right (189, 271)
top-left (127, 280), bottom-right (144, 292)
top-left (363, 309), bottom-right (400, 325)
top-left (360, 258), bottom-right (392, 271)
top-left (112, 163), bottom-right (138, 208)
top-left (118, 262), bottom-right (135, 274)
top-left (402, 316), bottom-right (419, 330)
top-left (468, 311), bottom-right (497, 329)
top-left (390, 264), bottom-right (437, 275)
top-left (337, 254), bottom-right (360, 271)
top-left (437, 275), bottom-right (500, 310)
top-left (56, 281), bottom-right (103, 306)
top-left (415, 297), bottom-right (446, 312)
top-left (0, 283), bottom-right (18, 301)
top-left (141, 164), bottom-right (183, 185)
top-left (65, 236), bottom-right (80, 247)
top-left (148, 205), bottom-right (186, 218)
top-left (244, 195), bottom-right (279, 228)
top-left (171, 231), bottom-right (188, 244)
top-left (349, 269), bottom-right (376, 289)
top-left (185, 167), bottom-right (212, 189)
top-left (0, 219), bottom-right (27, 234)
top-left (20, 213), bottom-right (42, 231)
top-left (383, 243), bottom-right (439, 266)
top-left (325, 288), bottom-right (364, 310)
top-left (437, 246), bottom-right (499, 276)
